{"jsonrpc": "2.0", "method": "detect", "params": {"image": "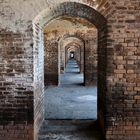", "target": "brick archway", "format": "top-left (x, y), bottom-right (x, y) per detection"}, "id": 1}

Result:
top-left (33, 1), bottom-right (140, 139)
top-left (33, 2), bottom-right (107, 140)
